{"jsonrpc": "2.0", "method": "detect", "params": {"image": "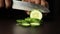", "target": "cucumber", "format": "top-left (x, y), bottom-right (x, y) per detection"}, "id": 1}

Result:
top-left (30, 23), bottom-right (40, 26)
top-left (30, 9), bottom-right (43, 20)
top-left (21, 23), bottom-right (30, 26)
